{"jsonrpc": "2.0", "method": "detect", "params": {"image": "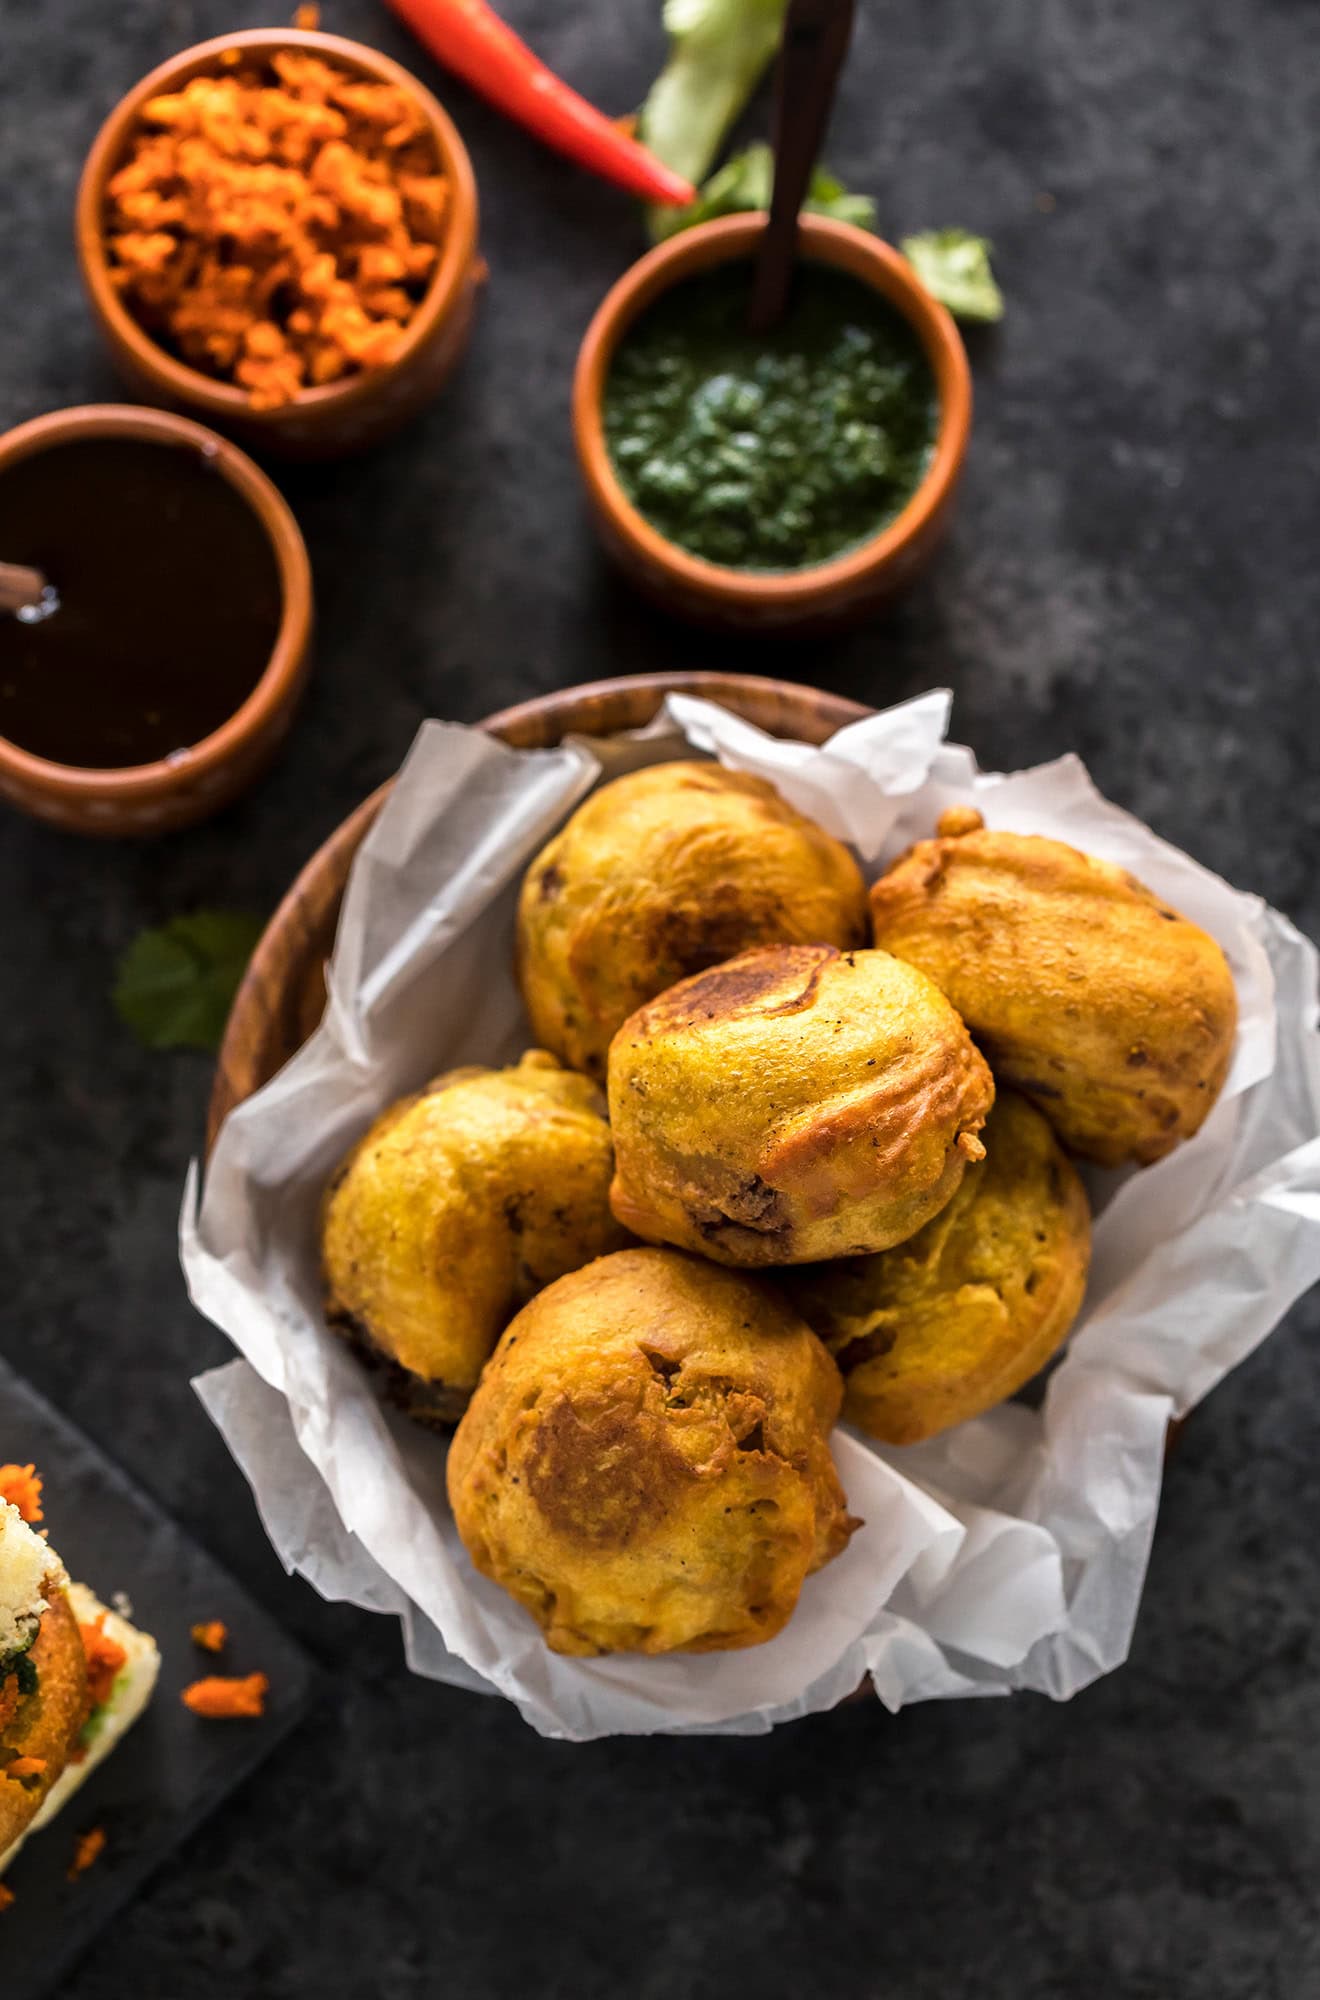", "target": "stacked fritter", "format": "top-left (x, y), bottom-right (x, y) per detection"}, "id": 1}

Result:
top-left (320, 765), bottom-right (1237, 1659)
